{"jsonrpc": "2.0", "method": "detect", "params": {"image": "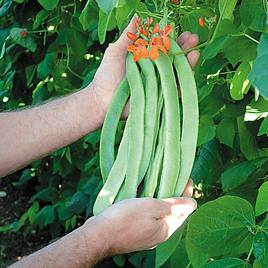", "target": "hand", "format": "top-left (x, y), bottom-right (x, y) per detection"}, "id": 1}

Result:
top-left (92, 17), bottom-right (200, 117)
top-left (86, 181), bottom-right (197, 256)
